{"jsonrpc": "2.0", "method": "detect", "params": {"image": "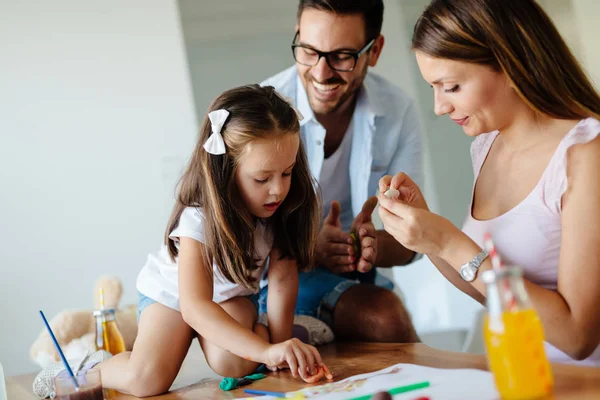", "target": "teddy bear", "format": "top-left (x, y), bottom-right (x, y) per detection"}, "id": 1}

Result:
top-left (29, 276), bottom-right (138, 368)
